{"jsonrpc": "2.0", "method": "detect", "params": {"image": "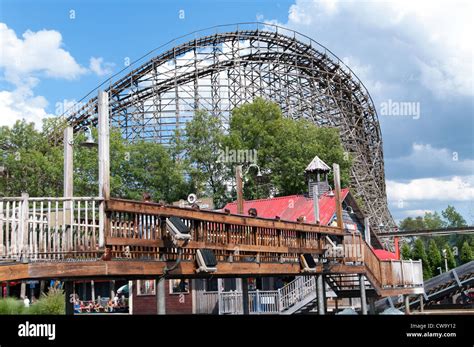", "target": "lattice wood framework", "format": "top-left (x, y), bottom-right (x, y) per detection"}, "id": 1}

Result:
top-left (65, 23), bottom-right (395, 234)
